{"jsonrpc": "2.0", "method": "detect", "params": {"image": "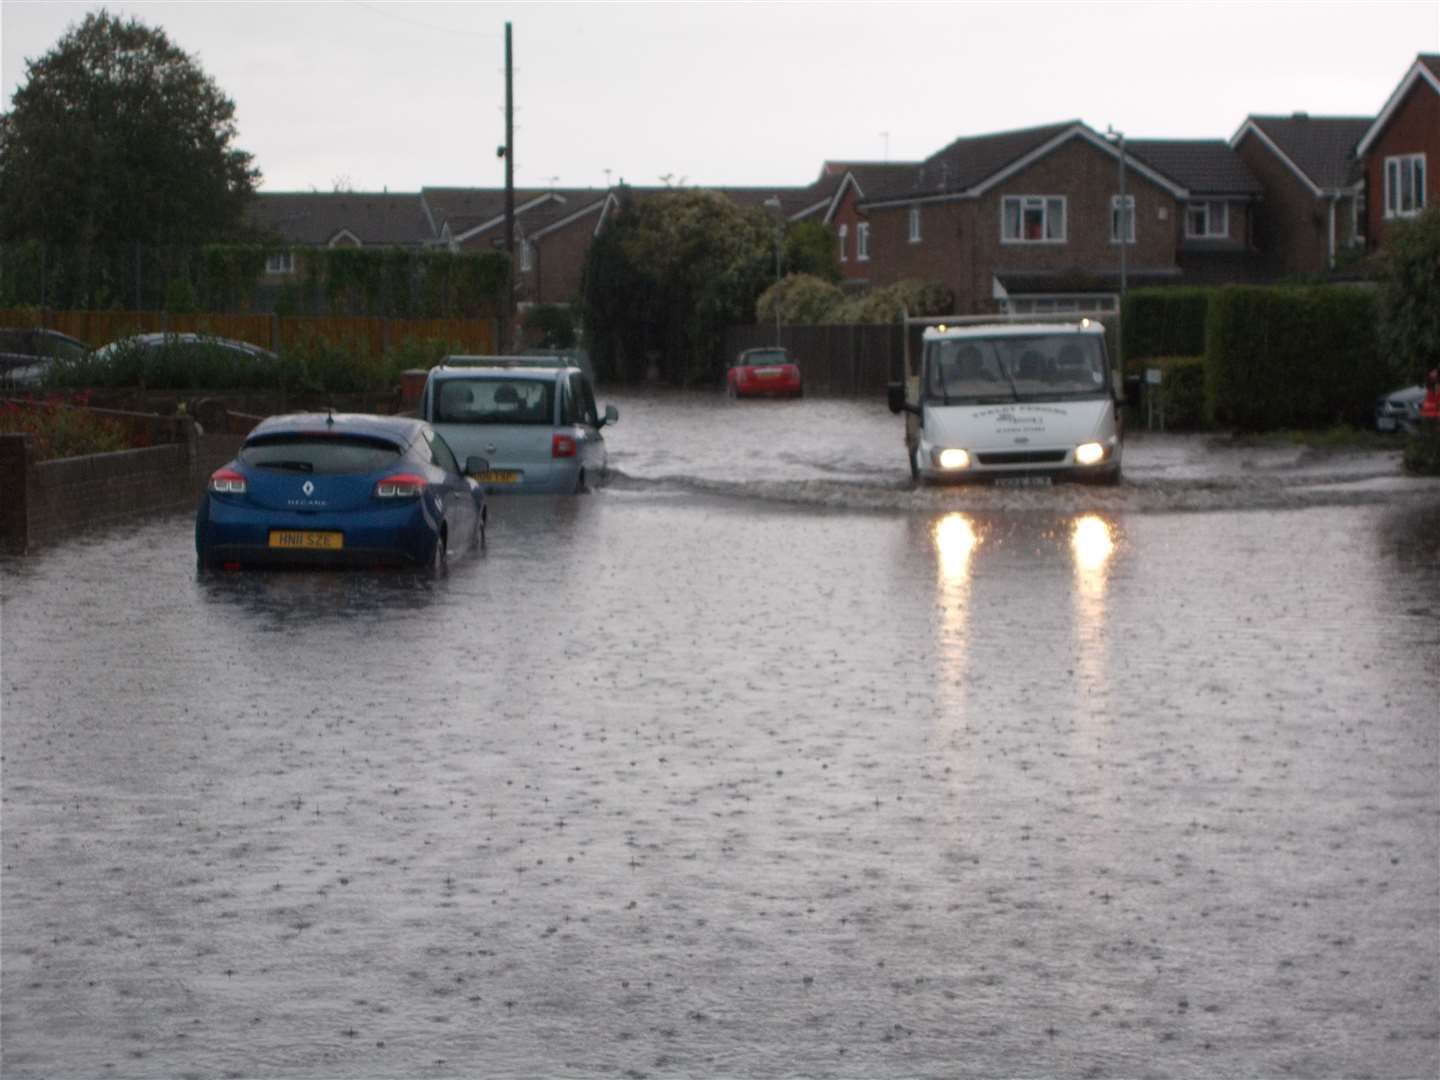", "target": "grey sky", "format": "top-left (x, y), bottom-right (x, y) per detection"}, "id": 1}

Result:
top-left (3, 1), bottom-right (1437, 194)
